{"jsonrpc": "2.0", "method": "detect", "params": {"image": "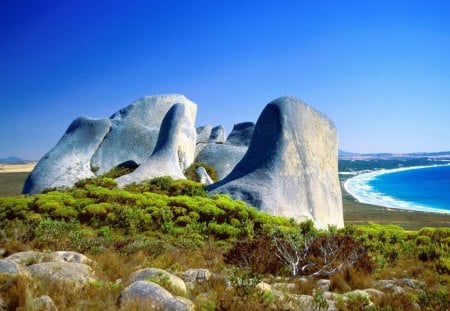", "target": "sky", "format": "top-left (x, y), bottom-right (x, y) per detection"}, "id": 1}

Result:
top-left (1, 0), bottom-right (450, 160)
